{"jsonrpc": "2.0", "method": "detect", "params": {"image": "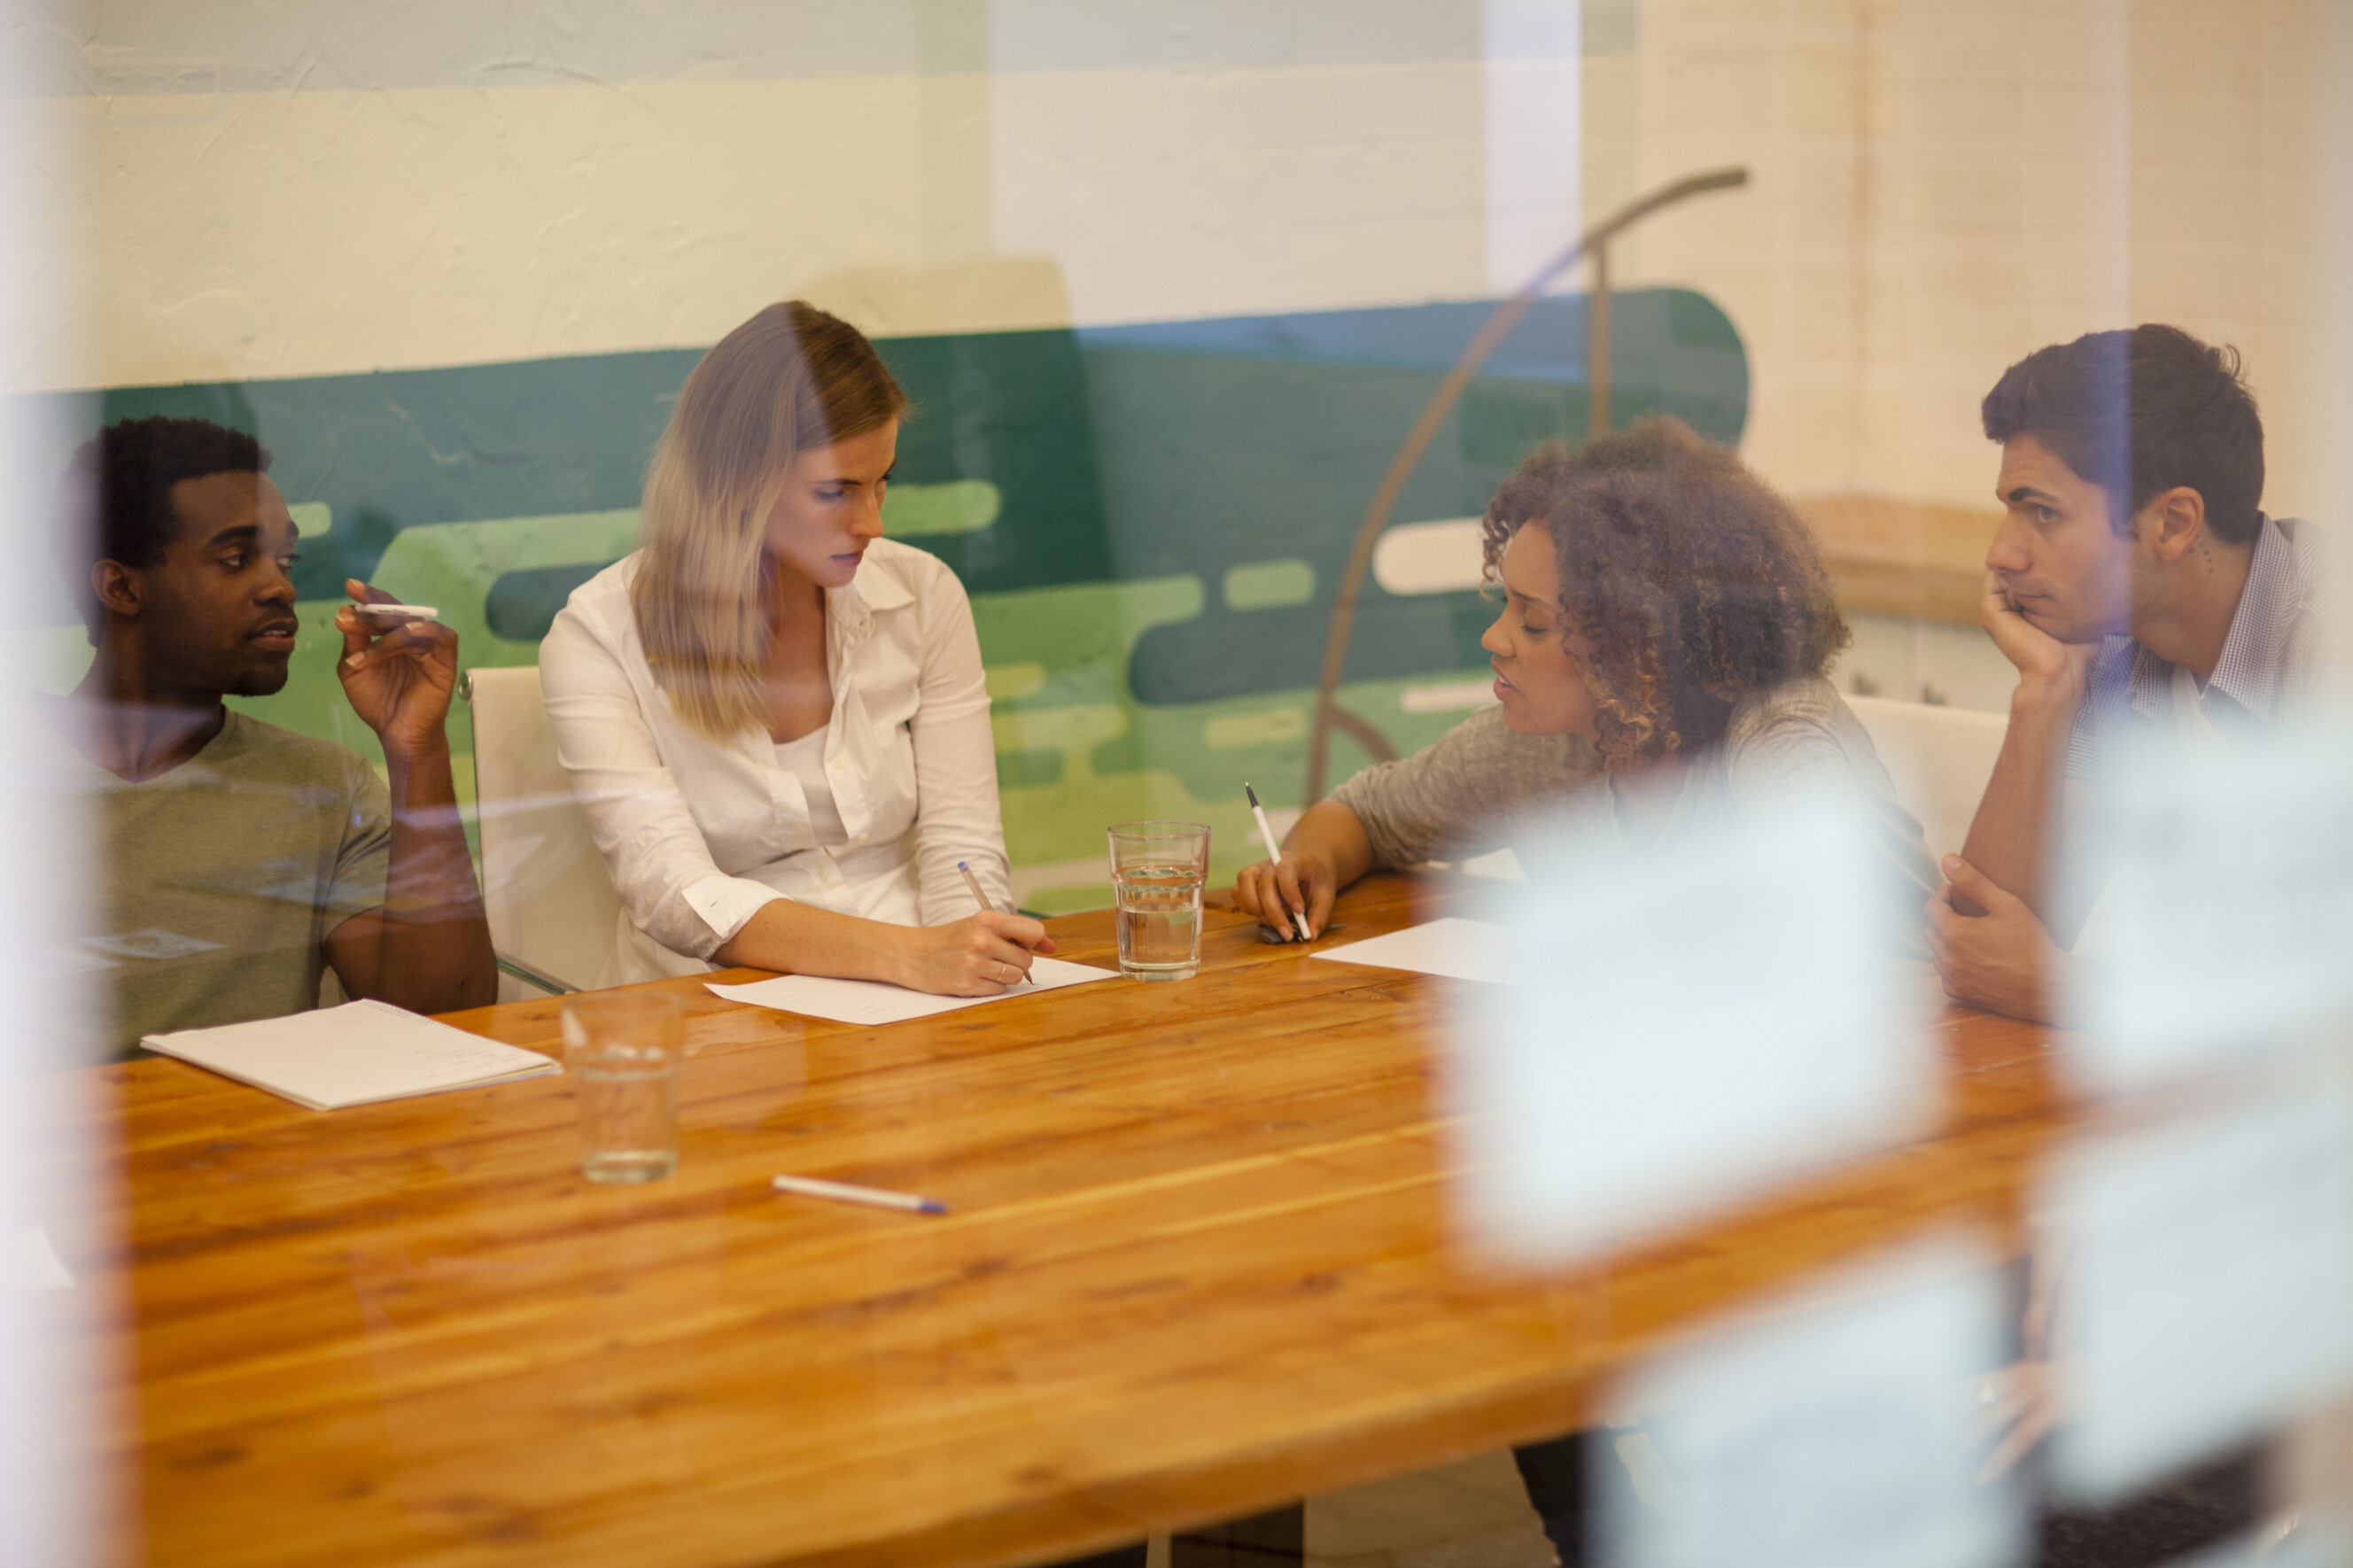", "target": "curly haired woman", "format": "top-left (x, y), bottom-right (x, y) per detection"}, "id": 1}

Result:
top-left (1234, 415), bottom-right (1936, 958)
